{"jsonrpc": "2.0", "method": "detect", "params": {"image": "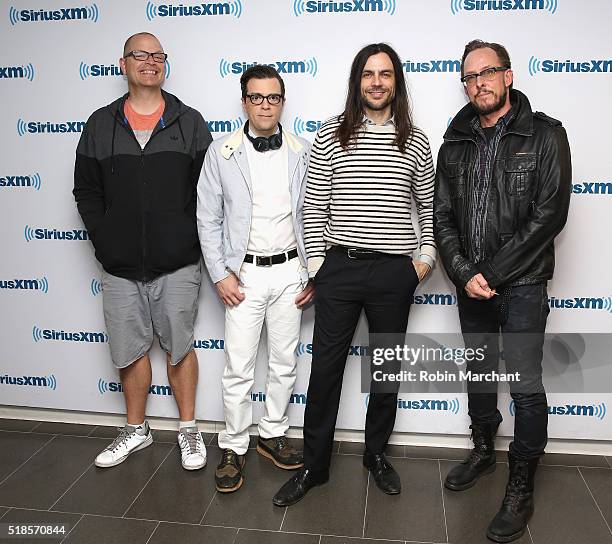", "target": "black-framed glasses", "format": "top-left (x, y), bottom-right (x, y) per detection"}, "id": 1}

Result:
top-left (124, 50), bottom-right (168, 63)
top-left (245, 93), bottom-right (284, 106)
top-left (461, 66), bottom-right (508, 86)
